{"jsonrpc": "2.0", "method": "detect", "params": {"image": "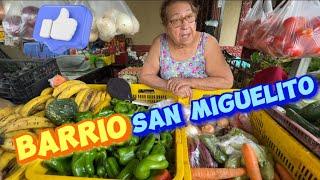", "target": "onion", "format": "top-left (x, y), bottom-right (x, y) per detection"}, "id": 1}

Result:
top-left (96, 17), bottom-right (116, 42)
top-left (186, 125), bottom-right (201, 137)
top-left (89, 32), bottom-right (98, 42)
top-left (116, 12), bottom-right (133, 34)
